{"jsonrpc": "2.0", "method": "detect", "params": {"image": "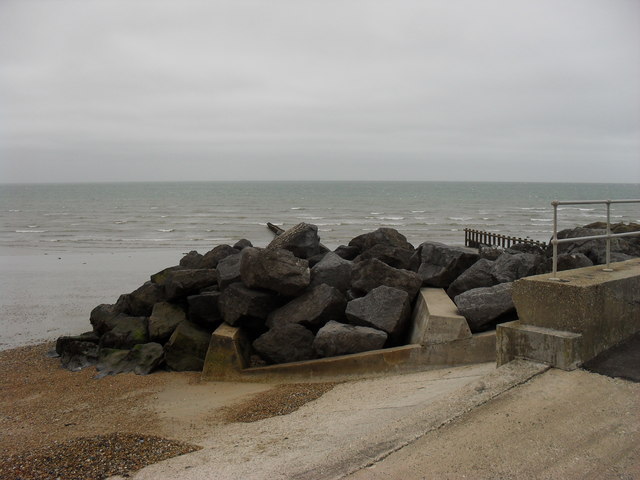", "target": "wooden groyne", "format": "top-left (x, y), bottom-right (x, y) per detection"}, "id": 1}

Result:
top-left (464, 228), bottom-right (547, 249)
